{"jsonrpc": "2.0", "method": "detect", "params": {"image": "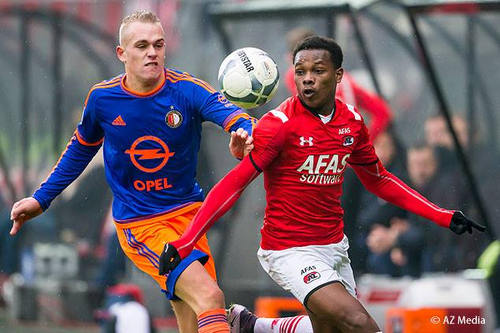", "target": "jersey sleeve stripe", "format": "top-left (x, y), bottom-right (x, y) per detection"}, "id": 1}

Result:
top-left (167, 69), bottom-right (216, 92)
top-left (222, 109), bottom-right (244, 128)
top-left (383, 173), bottom-right (451, 214)
top-left (38, 134), bottom-right (76, 187)
top-left (362, 163), bottom-right (452, 214)
top-left (95, 76), bottom-right (121, 87)
top-left (194, 78), bottom-right (217, 93)
top-left (38, 130), bottom-right (101, 187)
top-left (223, 113), bottom-right (251, 132)
top-left (270, 110), bottom-right (289, 123)
top-left (165, 71), bottom-right (217, 94)
top-left (165, 68), bottom-right (185, 78)
top-left (251, 117), bottom-right (258, 132)
top-left (165, 72), bottom-right (216, 93)
top-left (75, 129), bottom-right (104, 146)
top-left (346, 104), bottom-right (362, 120)
top-left (83, 81), bottom-right (121, 107)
